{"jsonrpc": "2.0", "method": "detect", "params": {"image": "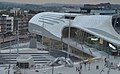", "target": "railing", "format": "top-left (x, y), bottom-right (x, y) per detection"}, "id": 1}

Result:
top-left (83, 42), bottom-right (113, 54)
